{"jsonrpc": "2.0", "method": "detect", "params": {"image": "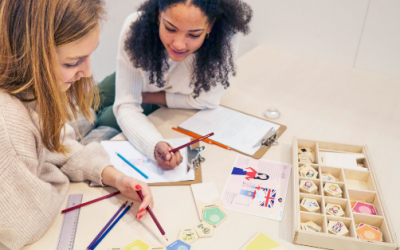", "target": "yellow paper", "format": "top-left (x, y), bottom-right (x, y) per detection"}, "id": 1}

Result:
top-left (244, 232), bottom-right (280, 250)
